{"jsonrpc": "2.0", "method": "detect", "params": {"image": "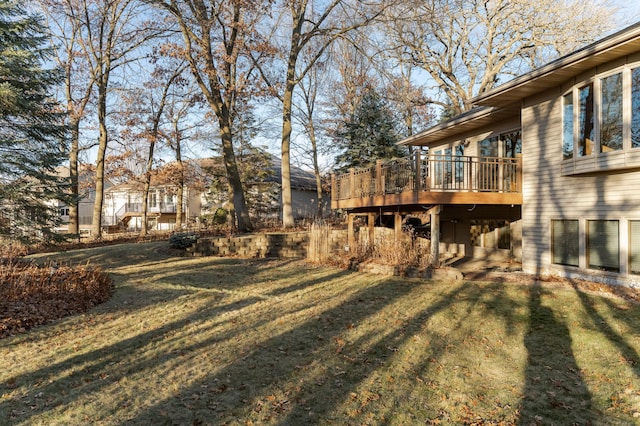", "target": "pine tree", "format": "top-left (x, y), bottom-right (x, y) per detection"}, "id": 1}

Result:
top-left (0, 0), bottom-right (69, 242)
top-left (334, 87), bottom-right (406, 172)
